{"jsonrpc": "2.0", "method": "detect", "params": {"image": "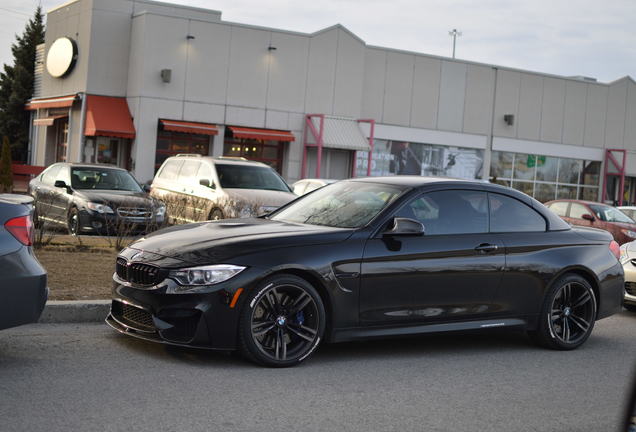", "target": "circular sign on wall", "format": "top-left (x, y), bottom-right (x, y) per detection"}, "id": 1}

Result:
top-left (46, 37), bottom-right (78, 78)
